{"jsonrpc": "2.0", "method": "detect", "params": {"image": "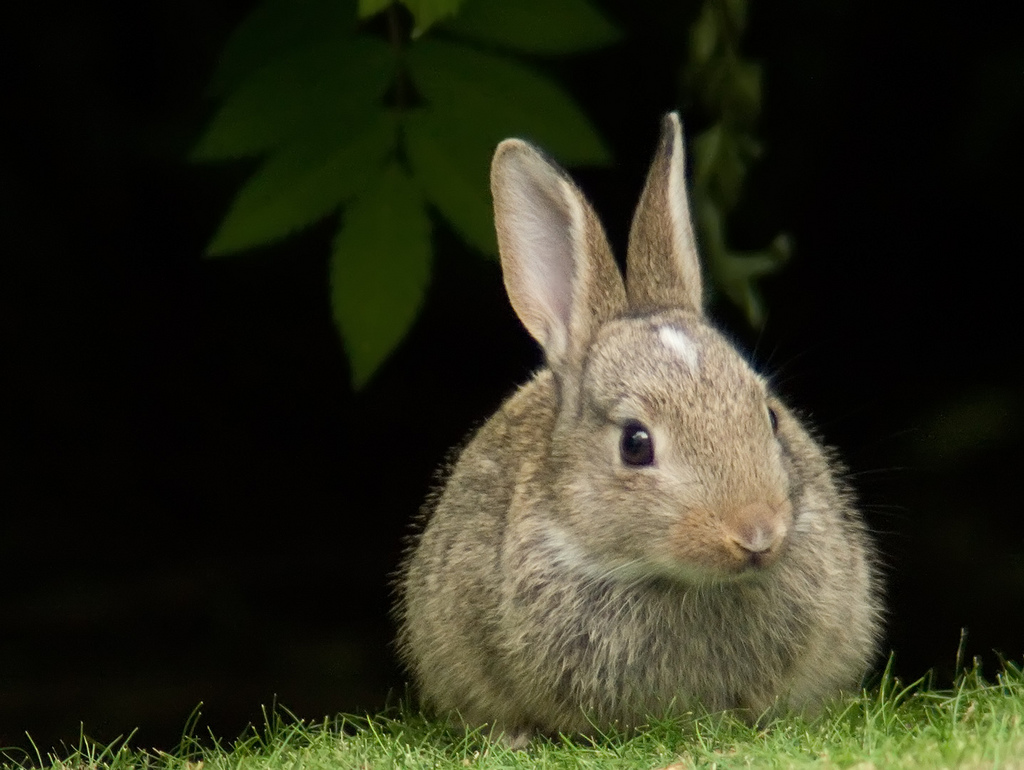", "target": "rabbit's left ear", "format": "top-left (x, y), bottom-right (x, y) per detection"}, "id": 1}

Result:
top-left (491, 139), bottom-right (626, 377)
top-left (625, 112), bottom-right (704, 315)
